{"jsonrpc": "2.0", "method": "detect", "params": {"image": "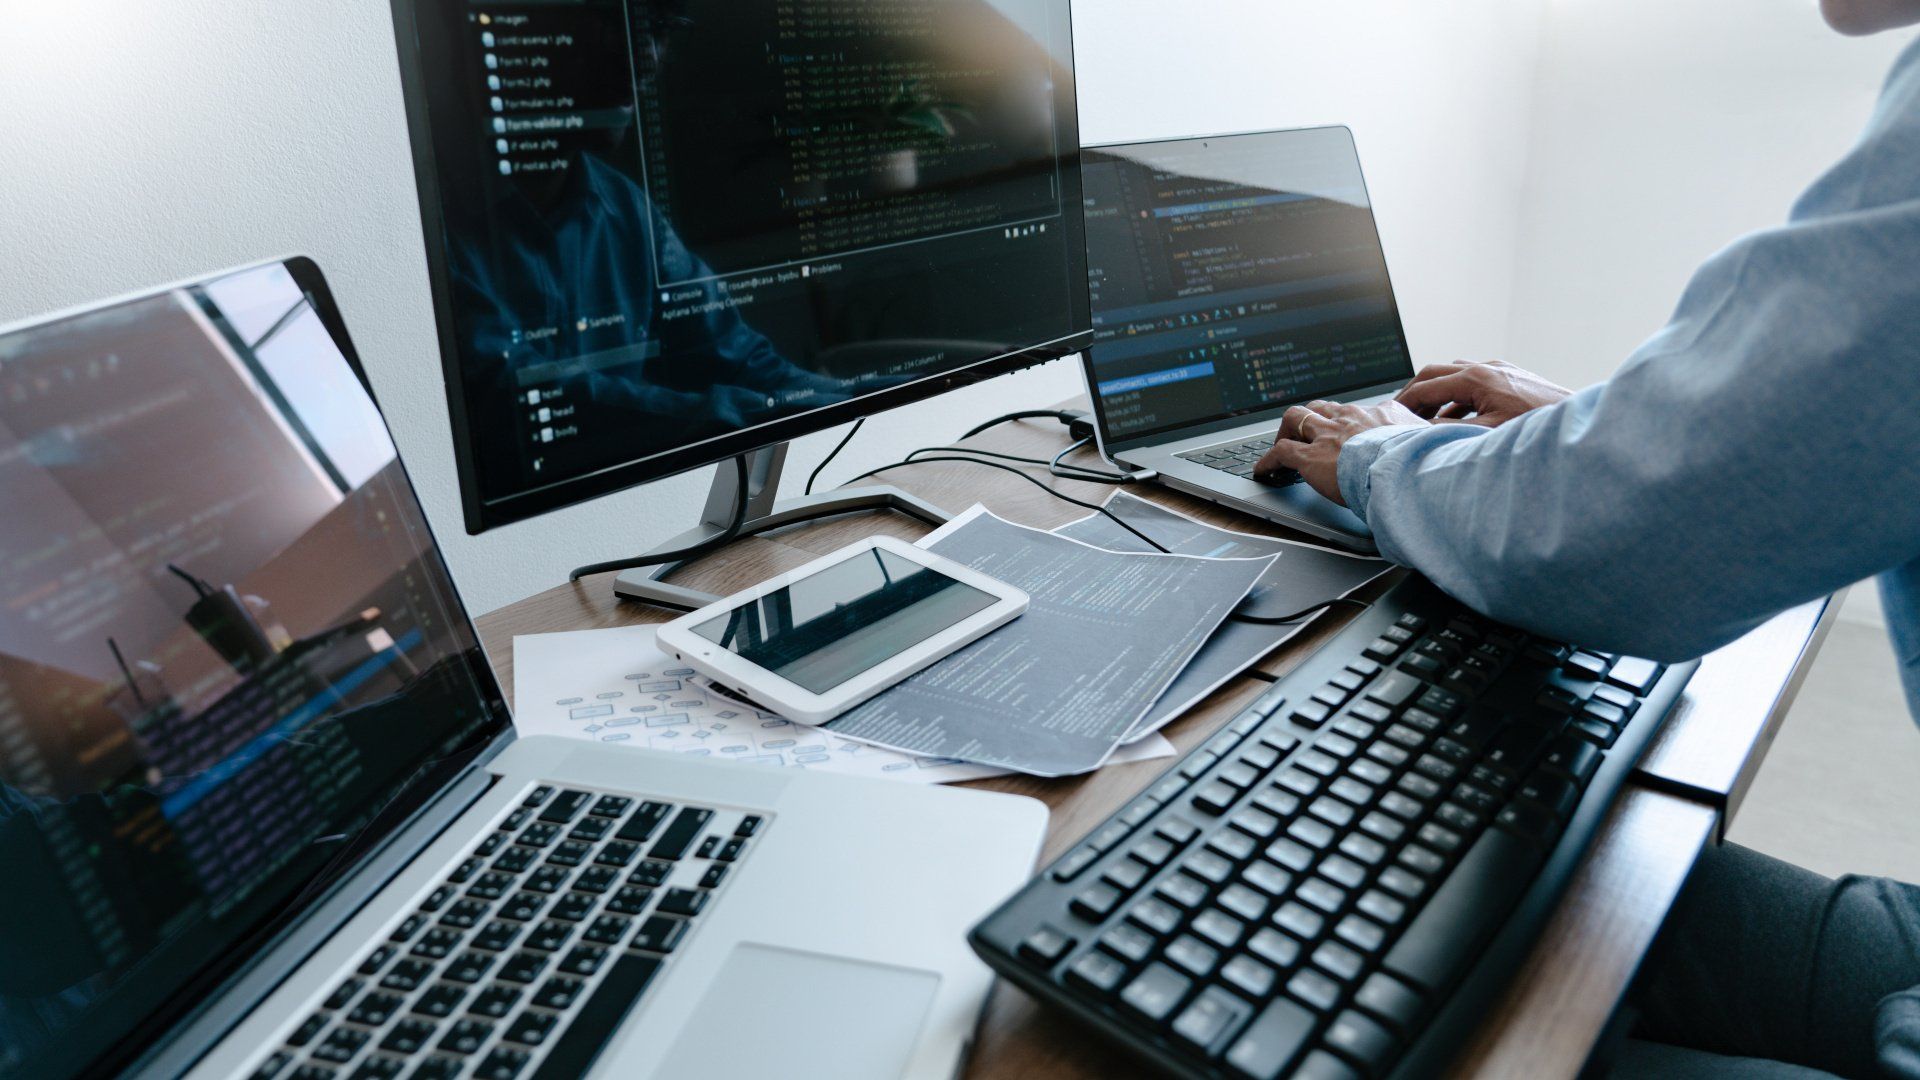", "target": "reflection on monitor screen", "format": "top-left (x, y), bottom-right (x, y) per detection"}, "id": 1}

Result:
top-left (0, 264), bottom-right (500, 1078)
top-left (398, 0), bottom-right (1090, 525)
top-left (1082, 129), bottom-right (1415, 444)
